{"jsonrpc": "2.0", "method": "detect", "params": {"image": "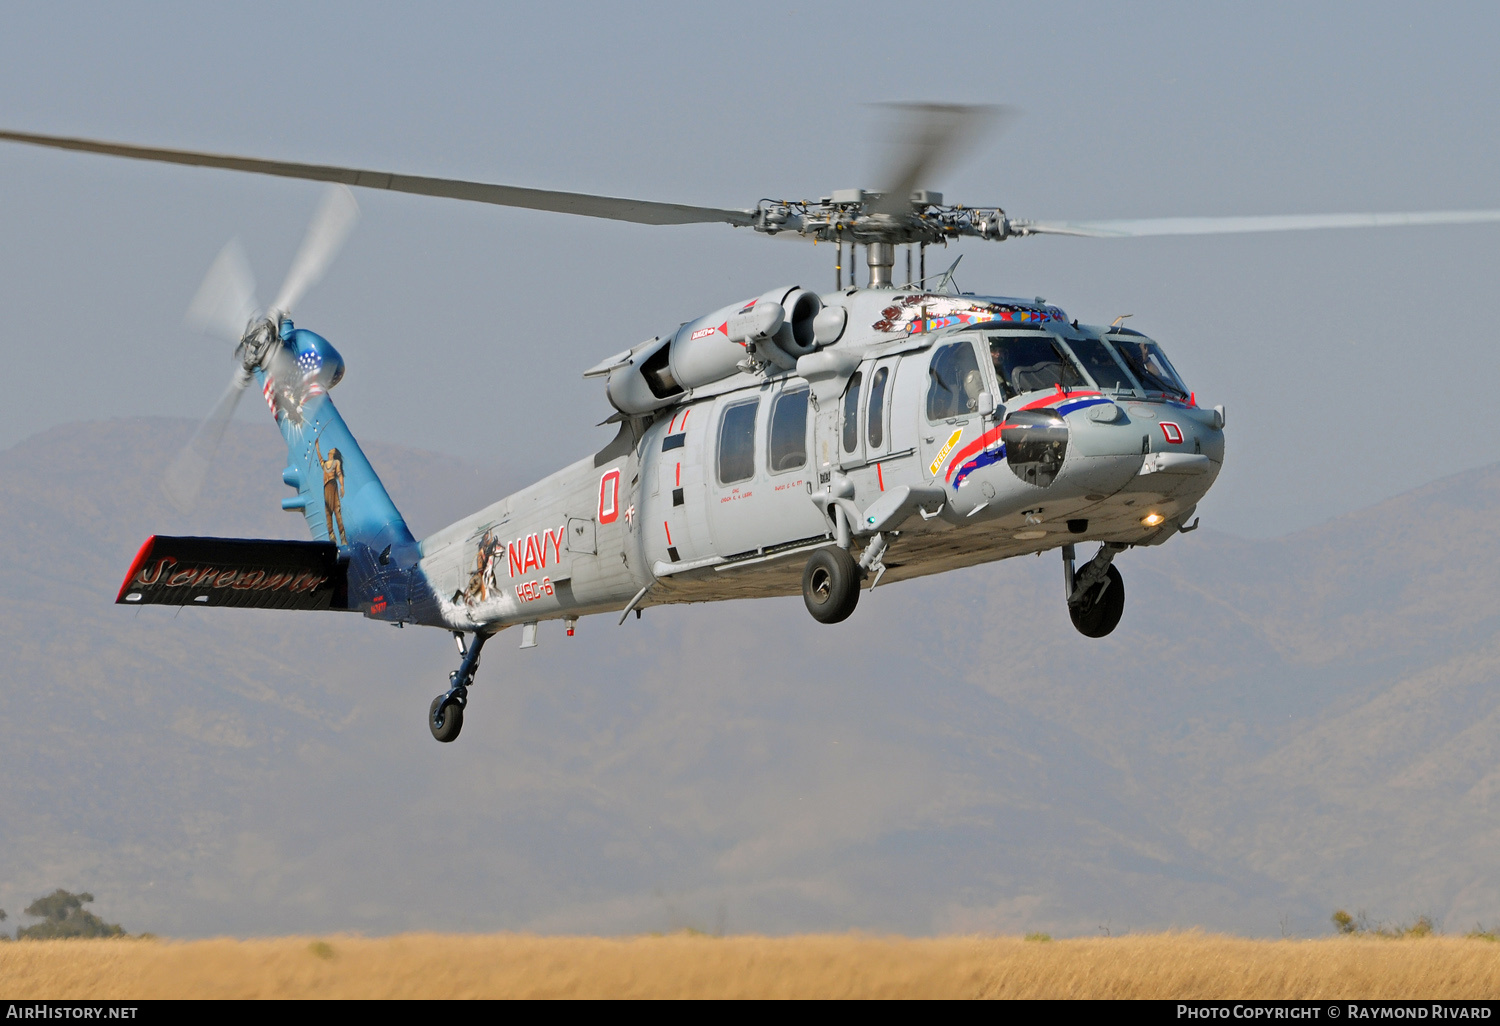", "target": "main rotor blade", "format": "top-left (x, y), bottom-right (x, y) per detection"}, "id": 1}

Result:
top-left (162, 367), bottom-right (251, 513)
top-left (869, 103), bottom-right (1015, 218)
top-left (0, 129), bottom-right (757, 227)
top-left (1018, 209), bottom-right (1500, 238)
top-left (272, 185), bottom-right (358, 317)
top-left (185, 238), bottom-right (258, 341)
